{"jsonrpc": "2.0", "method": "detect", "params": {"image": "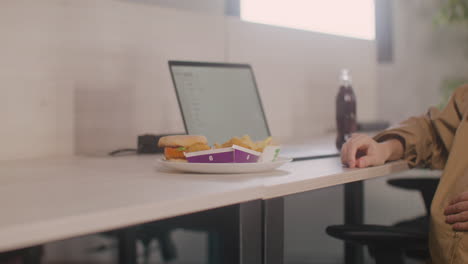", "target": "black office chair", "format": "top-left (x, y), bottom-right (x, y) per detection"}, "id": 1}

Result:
top-left (326, 177), bottom-right (439, 264)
